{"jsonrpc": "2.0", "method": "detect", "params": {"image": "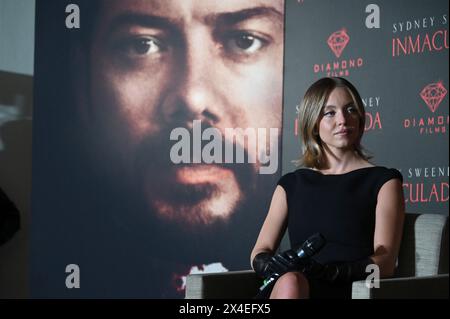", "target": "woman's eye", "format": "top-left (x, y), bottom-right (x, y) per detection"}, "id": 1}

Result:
top-left (324, 111), bottom-right (335, 117)
top-left (347, 106), bottom-right (357, 113)
top-left (224, 32), bottom-right (267, 54)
